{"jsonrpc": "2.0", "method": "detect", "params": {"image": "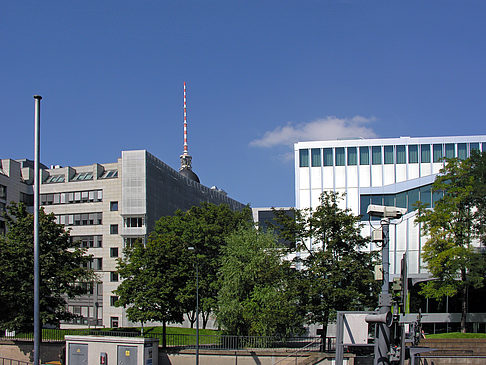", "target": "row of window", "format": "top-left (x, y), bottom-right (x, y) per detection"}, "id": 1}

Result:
top-left (300, 142), bottom-right (485, 167)
top-left (41, 190), bottom-right (103, 205)
top-left (43, 169), bottom-right (118, 184)
top-left (71, 235), bottom-right (103, 248)
top-left (81, 257), bottom-right (103, 270)
top-left (359, 183), bottom-right (444, 221)
top-left (55, 212), bottom-right (103, 226)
